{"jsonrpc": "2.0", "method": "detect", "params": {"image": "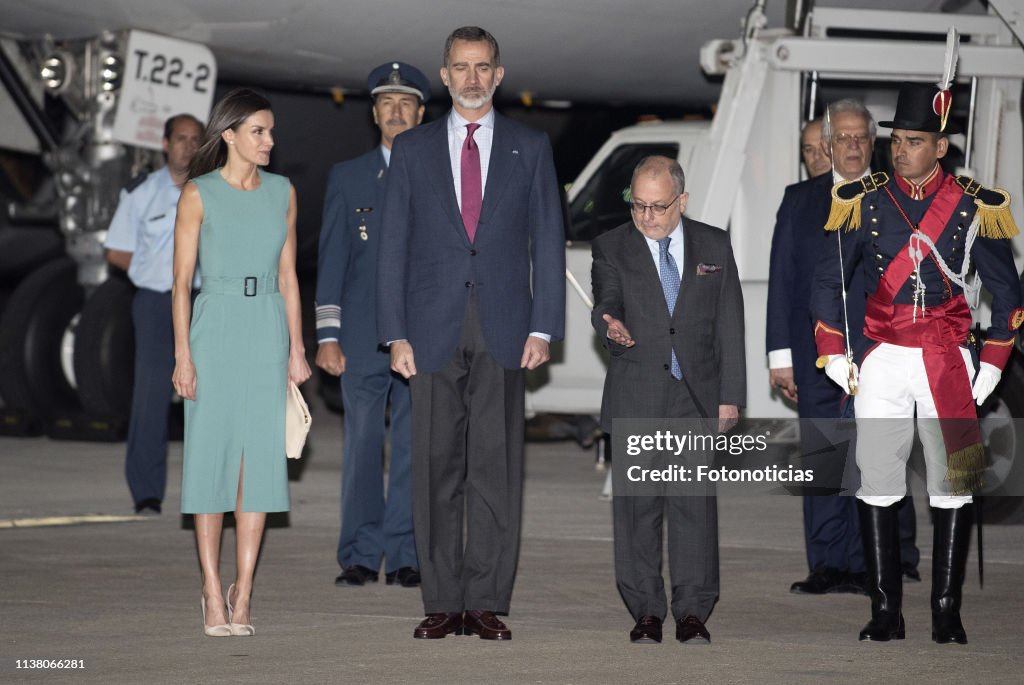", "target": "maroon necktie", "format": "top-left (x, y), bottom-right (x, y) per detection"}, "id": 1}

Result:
top-left (461, 122), bottom-right (482, 243)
